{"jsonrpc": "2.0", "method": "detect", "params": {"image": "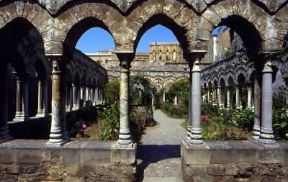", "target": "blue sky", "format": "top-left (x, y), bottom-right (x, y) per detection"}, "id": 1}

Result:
top-left (76, 25), bottom-right (179, 53)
